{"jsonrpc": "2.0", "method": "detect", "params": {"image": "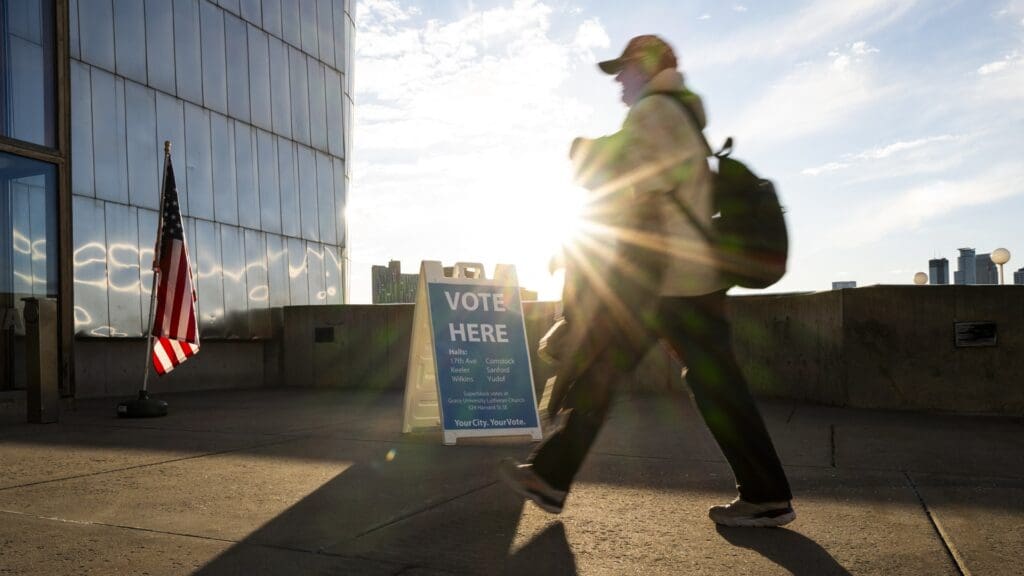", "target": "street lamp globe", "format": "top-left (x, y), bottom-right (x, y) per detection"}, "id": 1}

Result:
top-left (992, 248), bottom-right (1010, 265)
top-left (914, 272), bottom-right (928, 285)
